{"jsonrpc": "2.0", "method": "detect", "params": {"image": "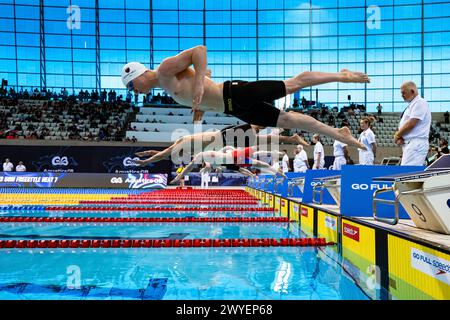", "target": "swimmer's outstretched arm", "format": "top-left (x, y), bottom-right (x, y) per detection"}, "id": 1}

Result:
top-left (252, 159), bottom-right (288, 179)
top-left (135, 149), bottom-right (165, 158)
top-left (135, 145), bottom-right (173, 165)
top-left (135, 135), bottom-right (191, 165)
top-left (238, 167), bottom-right (256, 177)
